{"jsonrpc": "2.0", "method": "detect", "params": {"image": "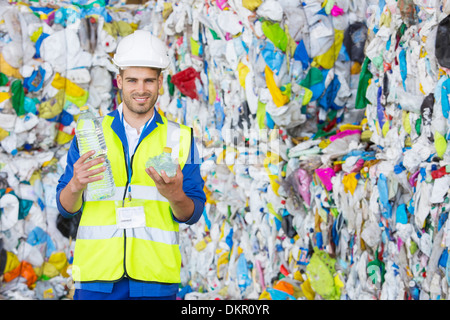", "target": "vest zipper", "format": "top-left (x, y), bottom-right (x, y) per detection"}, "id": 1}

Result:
top-left (121, 131), bottom-right (146, 281)
top-left (121, 150), bottom-right (136, 279)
